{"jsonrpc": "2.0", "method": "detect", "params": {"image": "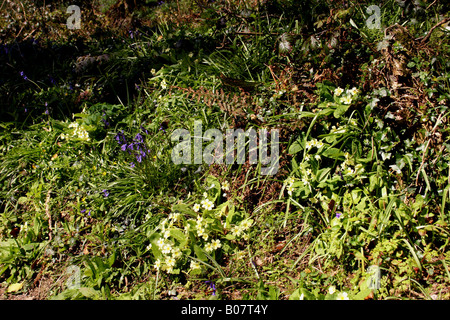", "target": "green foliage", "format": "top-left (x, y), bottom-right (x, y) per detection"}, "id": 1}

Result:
top-left (1, 0), bottom-right (450, 300)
